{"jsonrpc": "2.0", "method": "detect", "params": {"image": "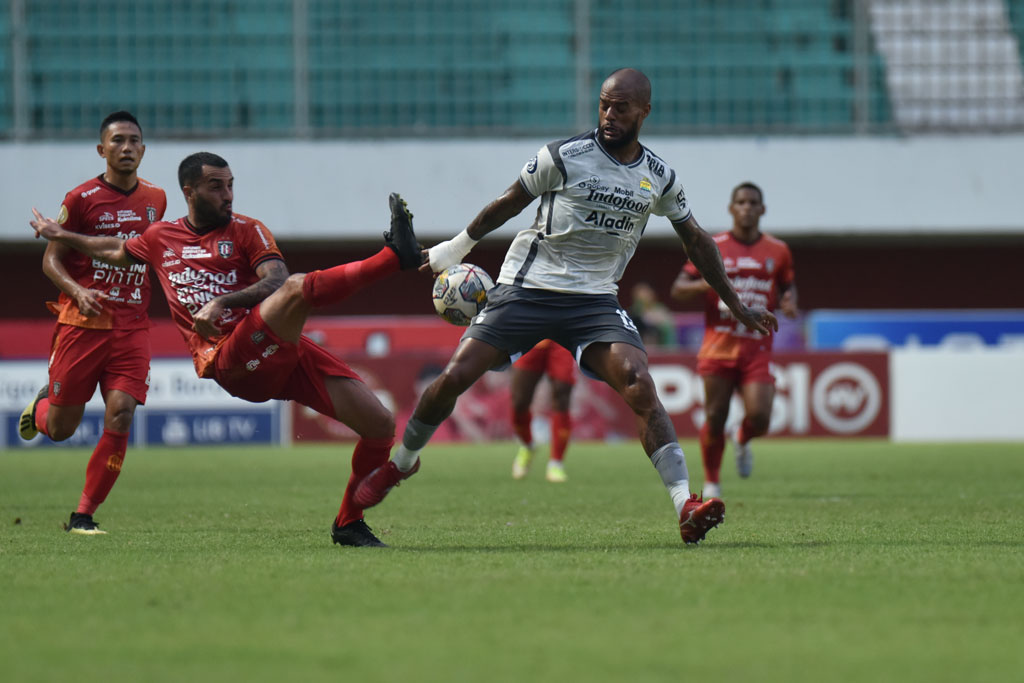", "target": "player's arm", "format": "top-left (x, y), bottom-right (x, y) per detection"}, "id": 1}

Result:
top-left (425, 180), bottom-right (535, 273)
top-left (778, 282), bottom-right (798, 319)
top-left (30, 208), bottom-right (134, 267)
top-left (42, 241), bottom-right (106, 317)
top-left (669, 266), bottom-right (711, 303)
top-left (191, 258), bottom-right (289, 339)
top-left (671, 214), bottom-right (776, 335)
